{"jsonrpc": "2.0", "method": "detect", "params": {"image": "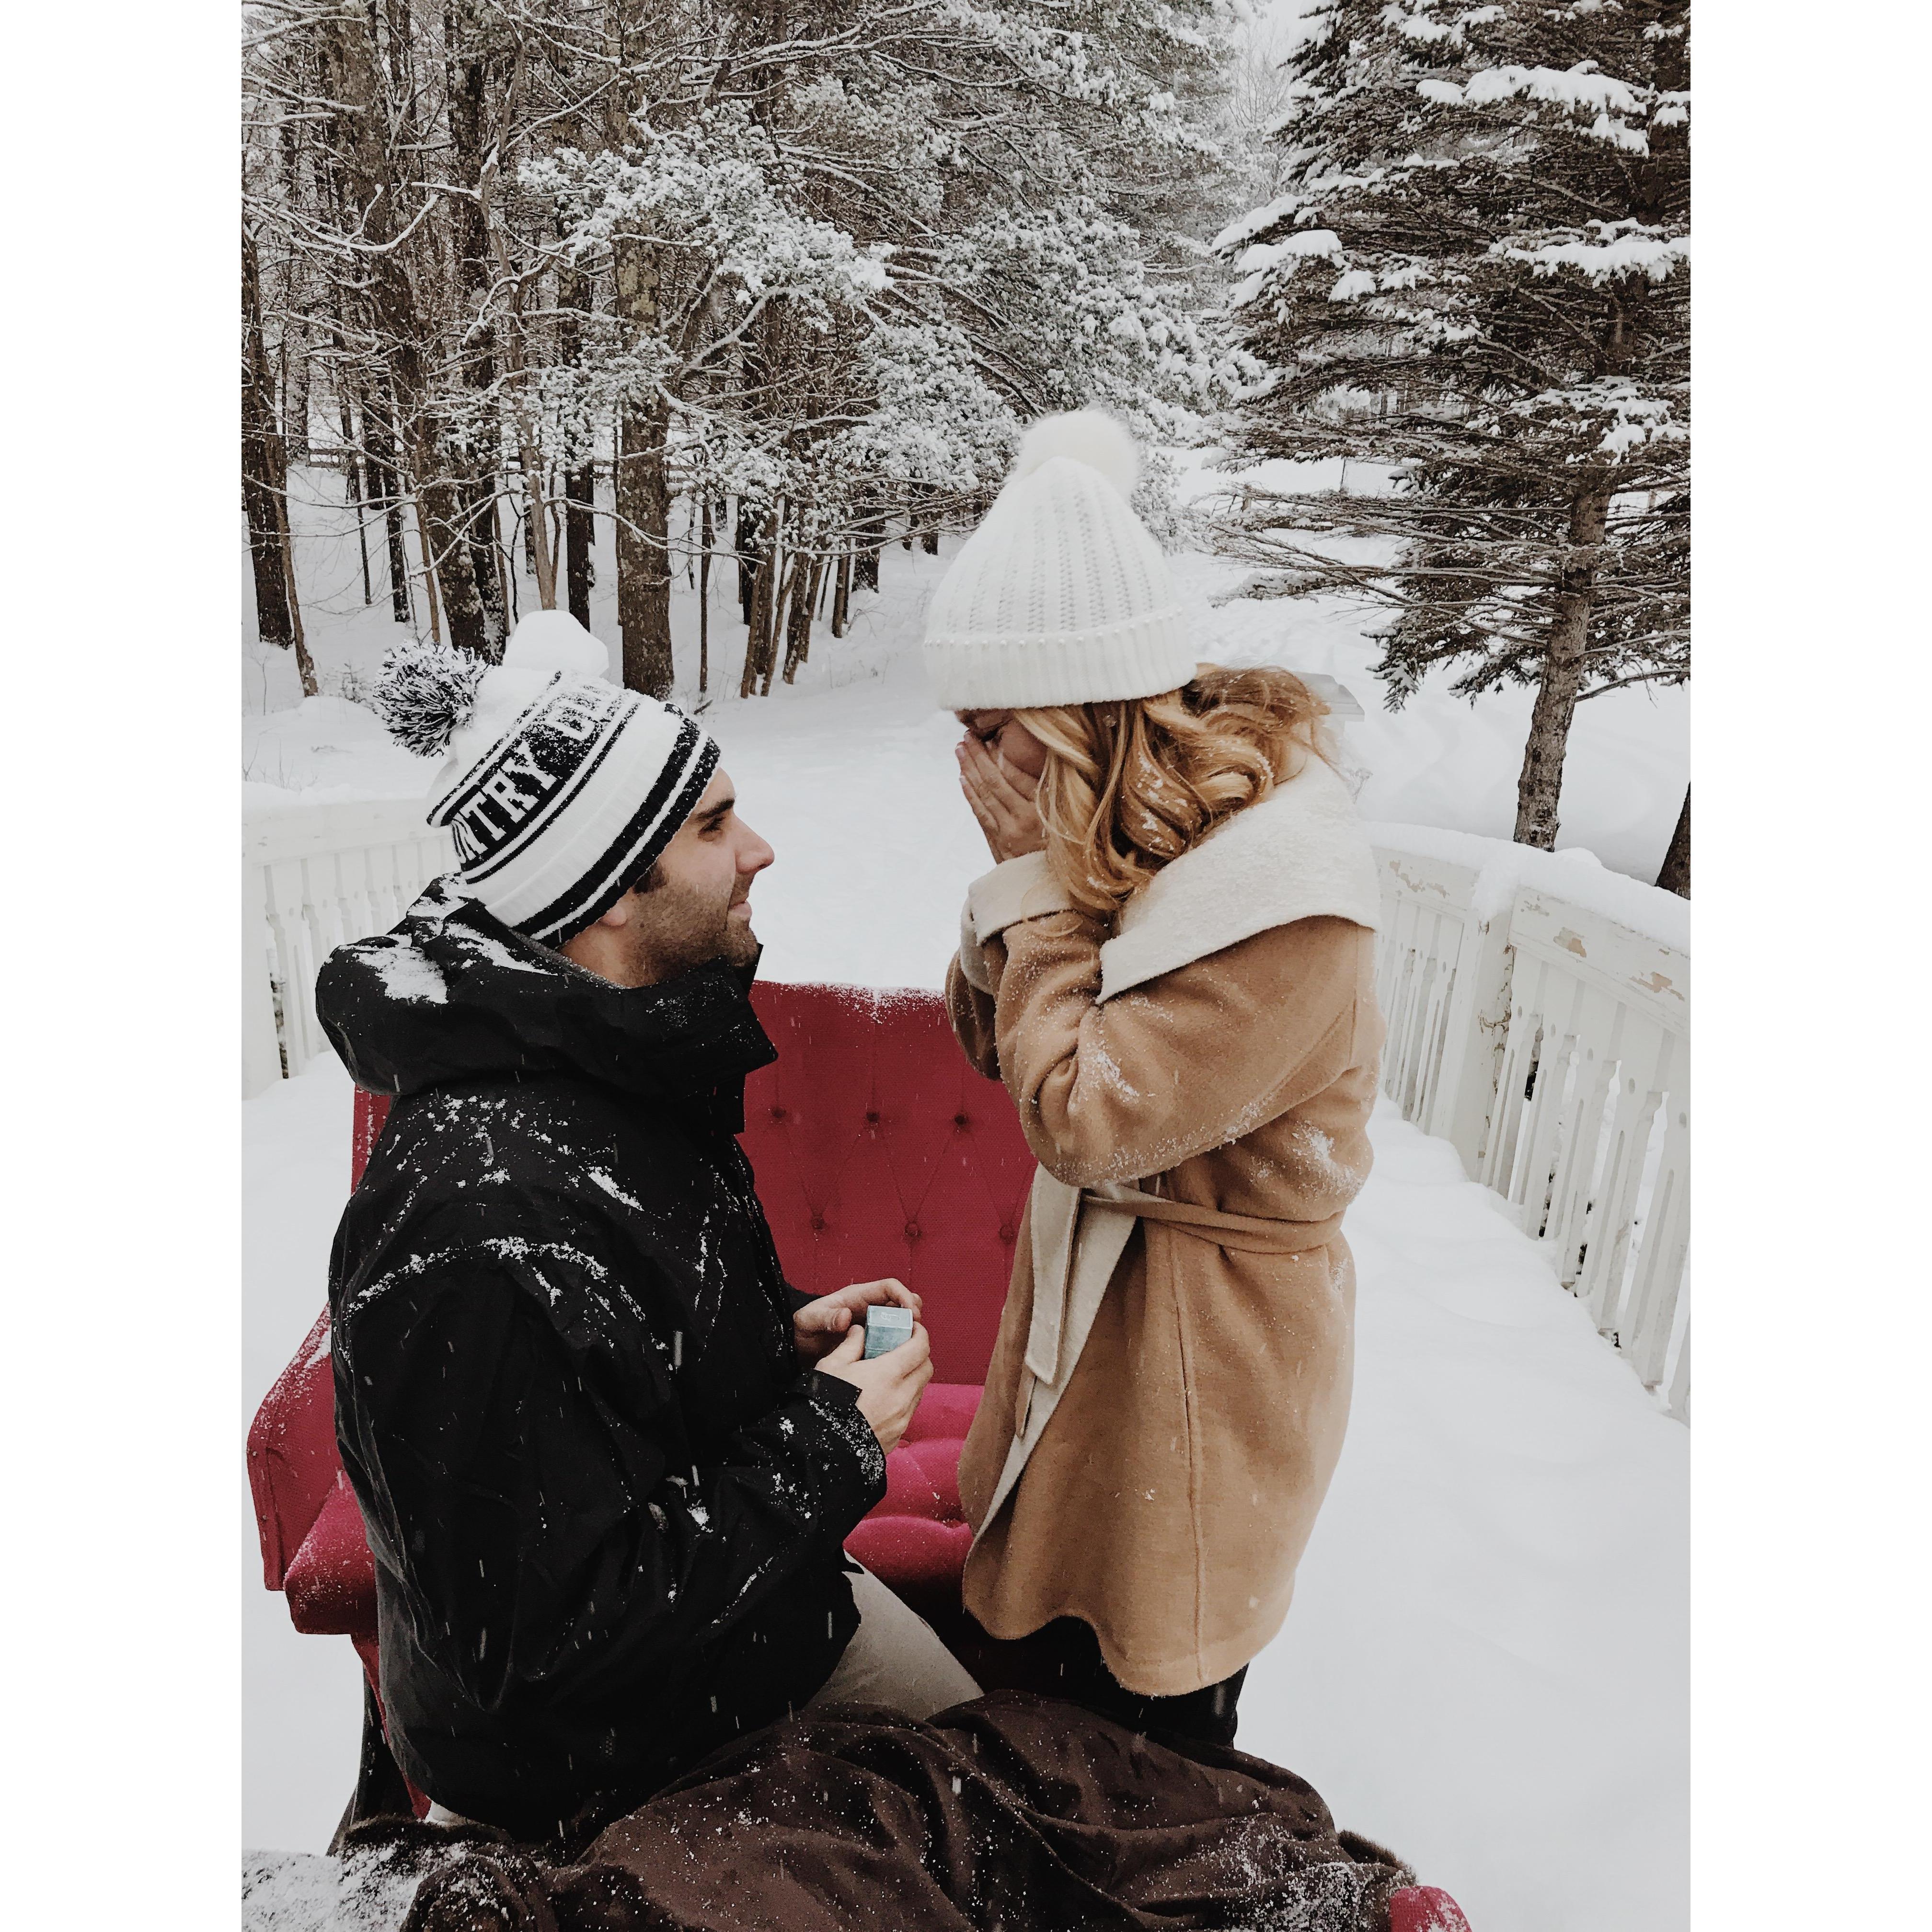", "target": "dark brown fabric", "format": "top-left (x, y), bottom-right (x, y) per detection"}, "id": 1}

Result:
top-left (399, 1690), bottom-right (1411, 1932)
